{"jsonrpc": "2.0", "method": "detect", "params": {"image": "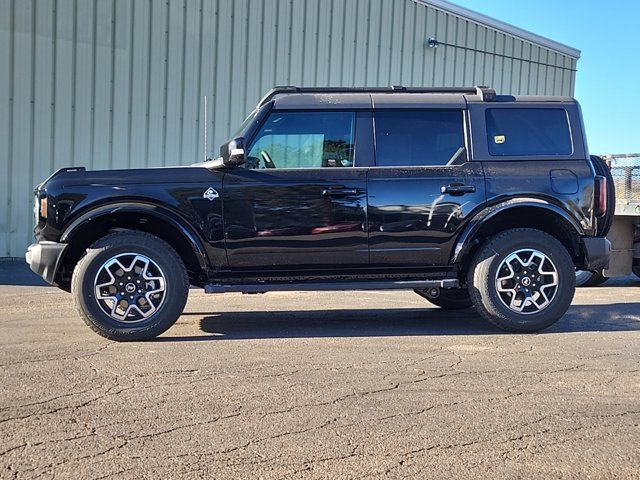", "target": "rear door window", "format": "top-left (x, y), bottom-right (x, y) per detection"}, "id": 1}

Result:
top-left (486, 108), bottom-right (572, 156)
top-left (374, 110), bottom-right (465, 166)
